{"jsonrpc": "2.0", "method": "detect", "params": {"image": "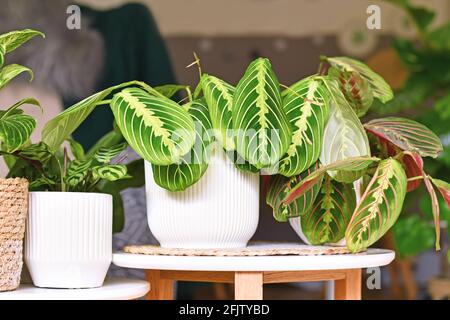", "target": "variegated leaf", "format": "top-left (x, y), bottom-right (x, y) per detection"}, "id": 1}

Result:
top-left (29, 176), bottom-right (56, 190)
top-left (329, 67), bottom-right (374, 117)
top-left (66, 159), bottom-right (93, 187)
top-left (0, 64), bottom-right (33, 89)
top-left (431, 178), bottom-right (450, 208)
top-left (324, 56), bottom-right (393, 103)
top-left (364, 117), bottom-right (443, 158)
top-left (152, 99), bottom-right (214, 191)
top-left (301, 174), bottom-right (356, 245)
top-left (233, 58), bottom-right (292, 169)
top-left (283, 156), bottom-right (379, 205)
top-left (111, 87), bottom-right (195, 166)
top-left (202, 74), bottom-right (236, 150)
top-left (277, 76), bottom-right (330, 177)
top-left (266, 163), bottom-right (322, 222)
top-left (320, 79), bottom-right (371, 182)
top-left (0, 114), bottom-right (36, 152)
top-left (0, 98), bottom-right (40, 152)
top-left (42, 80), bottom-right (157, 152)
top-left (92, 164), bottom-right (129, 182)
top-left (94, 142), bottom-right (128, 163)
top-left (0, 29), bottom-right (44, 53)
top-left (16, 142), bottom-right (53, 163)
top-left (345, 158), bottom-right (407, 253)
